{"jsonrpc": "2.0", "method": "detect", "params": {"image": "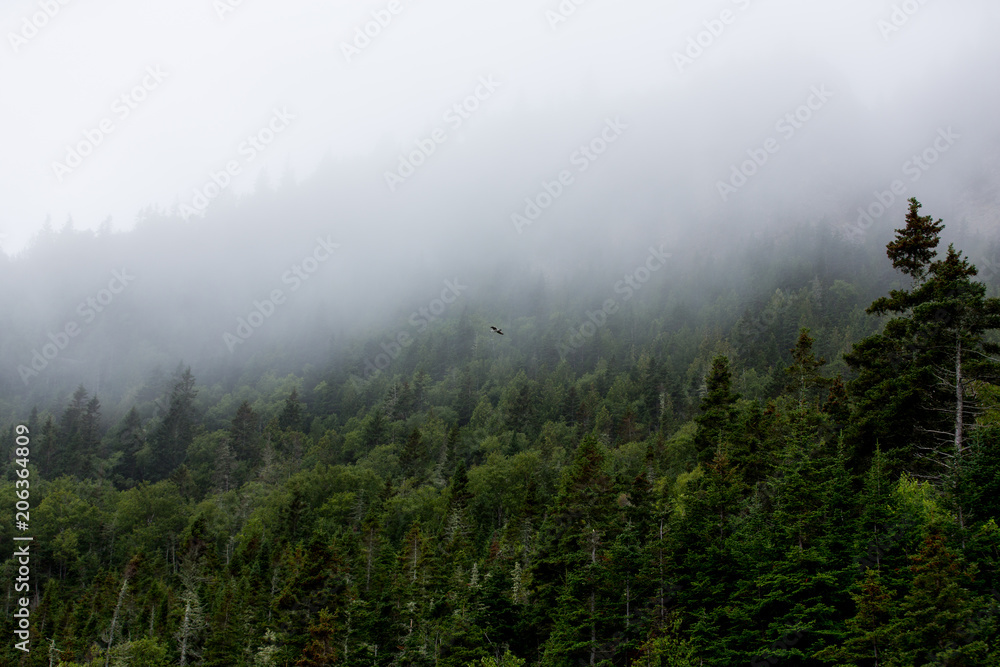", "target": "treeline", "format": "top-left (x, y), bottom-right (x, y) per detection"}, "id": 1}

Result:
top-left (1, 199), bottom-right (1000, 665)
